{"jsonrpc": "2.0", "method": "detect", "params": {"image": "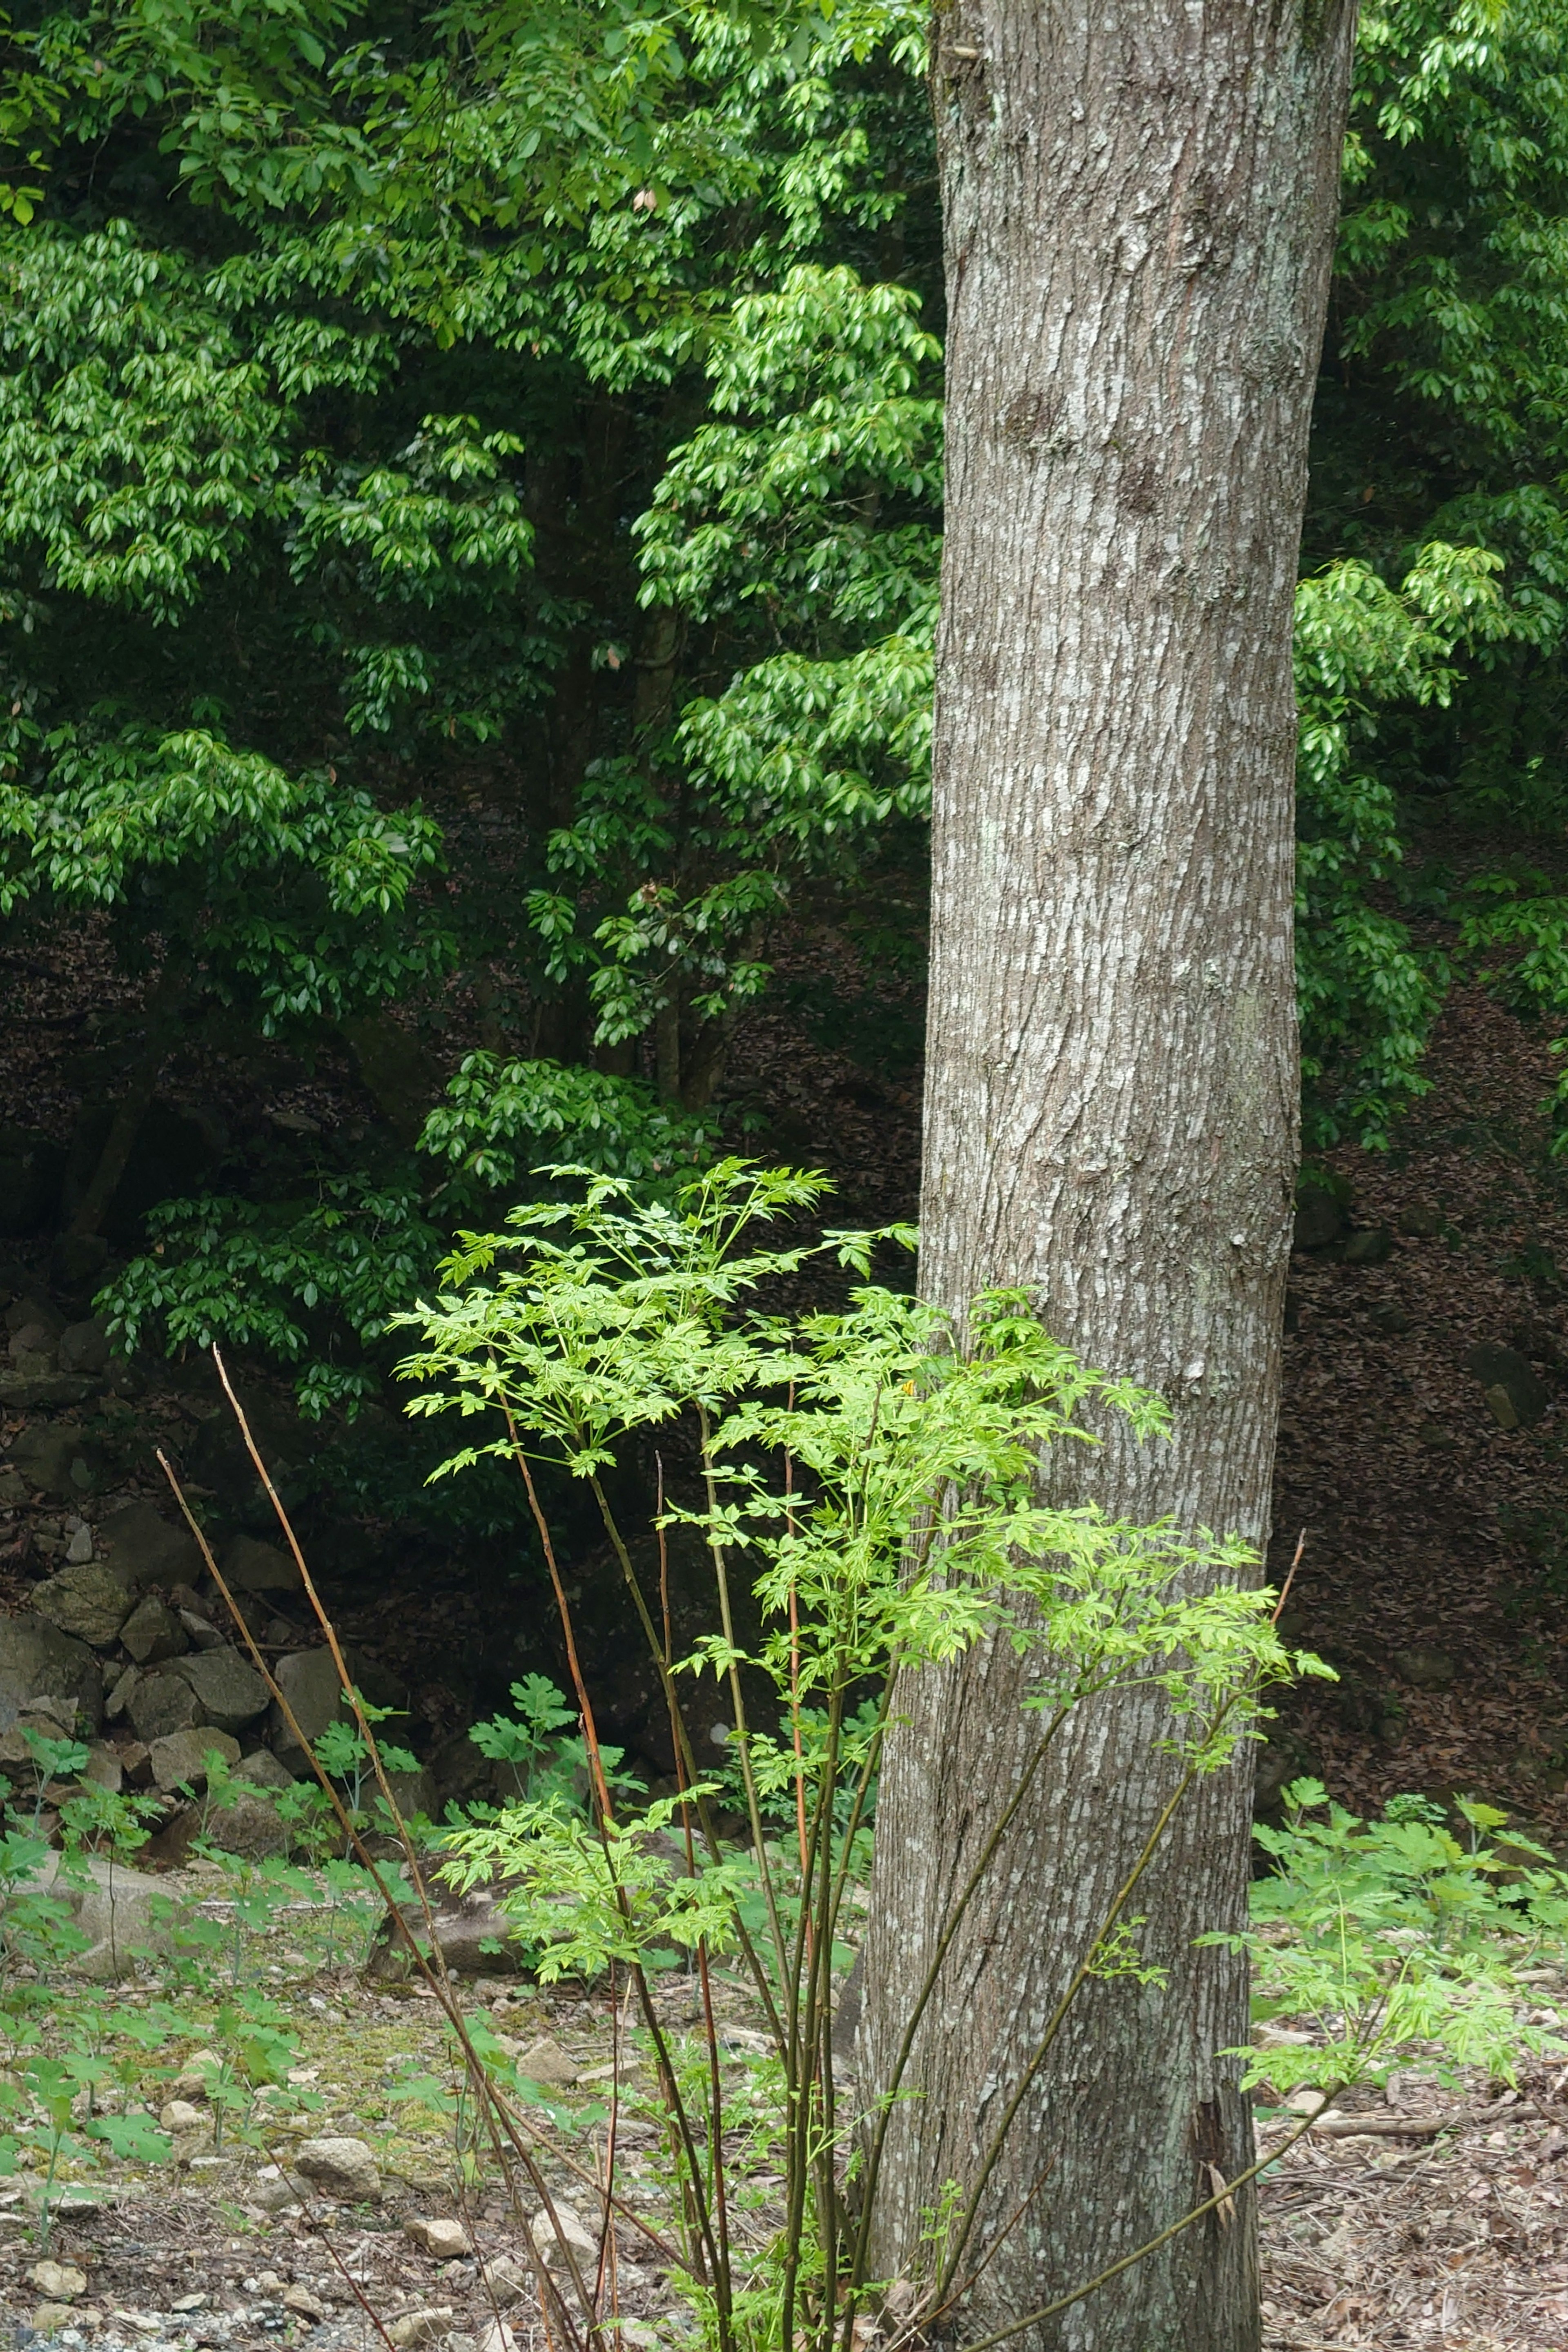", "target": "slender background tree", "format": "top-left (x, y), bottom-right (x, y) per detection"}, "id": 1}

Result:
top-left (860, 8), bottom-right (1359, 2348)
